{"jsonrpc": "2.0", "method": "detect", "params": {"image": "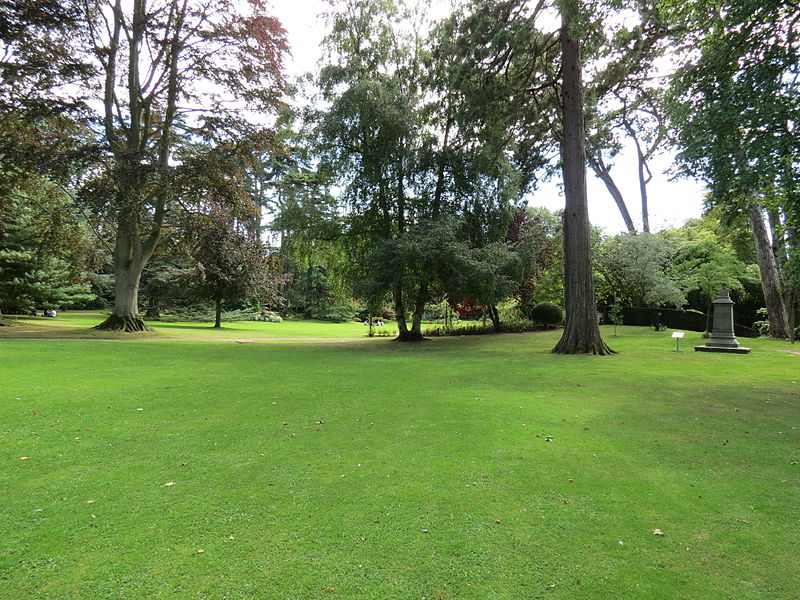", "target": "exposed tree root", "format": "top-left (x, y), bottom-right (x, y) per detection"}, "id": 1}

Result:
top-left (395, 330), bottom-right (427, 342)
top-left (394, 329), bottom-right (428, 342)
top-left (552, 336), bottom-right (616, 355)
top-left (94, 314), bottom-right (154, 332)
